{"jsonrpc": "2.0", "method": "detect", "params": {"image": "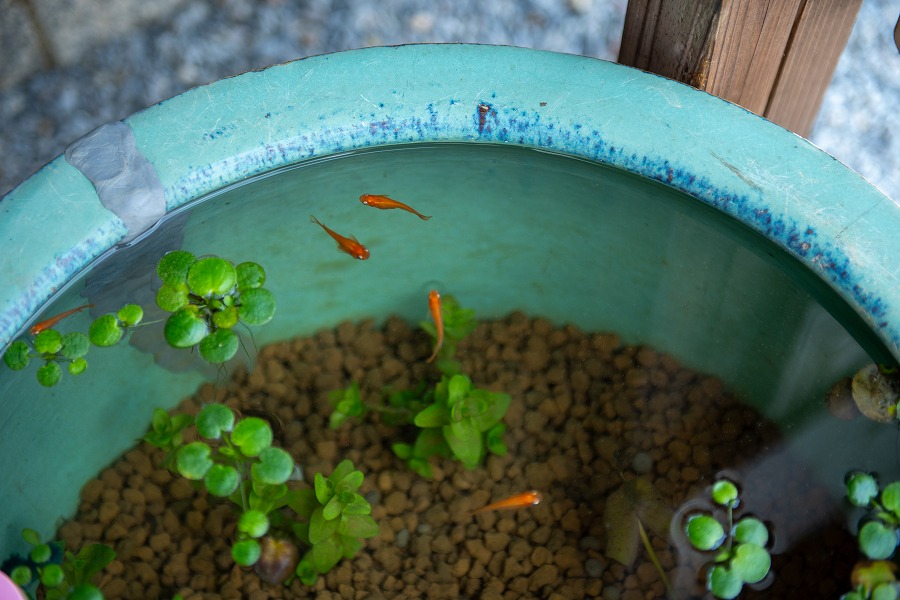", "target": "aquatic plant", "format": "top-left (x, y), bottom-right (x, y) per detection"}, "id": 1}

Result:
top-left (2, 304), bottom-right (143, 387)
top-left (143, 405), bottom-right (377, 584)
top-left (683, 479), bottom-right (772, 599)
top-left (329, 294), bottom-right (508, 477)
top-left (842, 472), bottom-right (900, 599)
top-left (155, 251), bottom-right (275, 363)
top-left (1, 528), bottom-right (115, 600)
top-left (144, 403), bottom-right (297, 568)
top-left (2, 251), bottom-right (275, 386)
top-left (288, 459), bottom-right (379, 585)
